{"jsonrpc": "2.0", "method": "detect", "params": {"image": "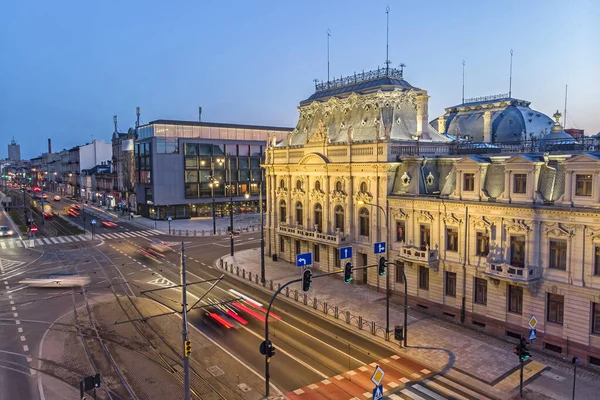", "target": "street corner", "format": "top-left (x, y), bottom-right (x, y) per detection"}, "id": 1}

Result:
top-left (493, 360), bottom-right (548, 394)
